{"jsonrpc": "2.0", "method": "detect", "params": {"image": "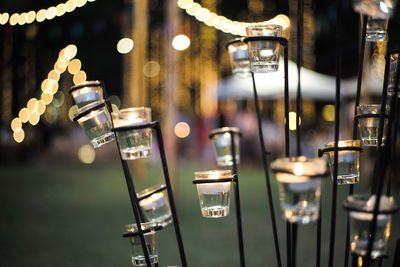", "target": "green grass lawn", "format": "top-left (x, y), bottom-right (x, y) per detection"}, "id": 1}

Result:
top-left (0, 161), bottom-right (399, 267)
